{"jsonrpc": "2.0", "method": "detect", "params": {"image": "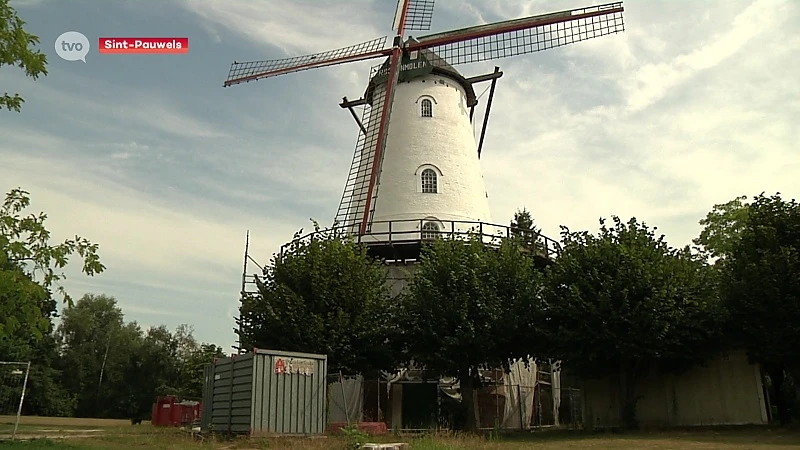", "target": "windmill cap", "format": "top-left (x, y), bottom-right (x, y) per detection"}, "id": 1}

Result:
top-left (365, 37), bottom-right (477, 107)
